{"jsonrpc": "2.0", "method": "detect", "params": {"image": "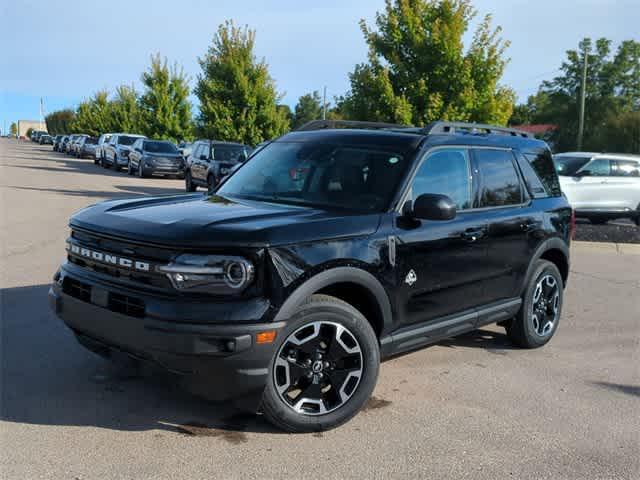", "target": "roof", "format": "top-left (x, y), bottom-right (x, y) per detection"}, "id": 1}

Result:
top-left (512, 124), bottom-right (558, 135)
top-left (556, 152), bottom-right (640, 160)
